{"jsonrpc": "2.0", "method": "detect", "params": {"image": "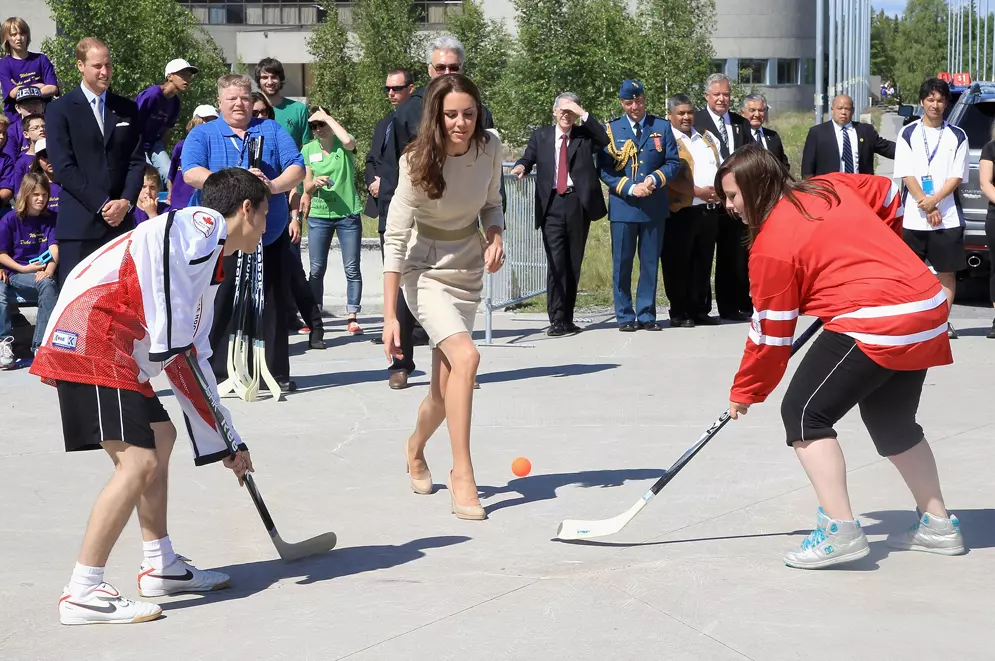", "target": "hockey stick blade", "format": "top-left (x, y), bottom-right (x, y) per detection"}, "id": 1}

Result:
top-left (272, 530), bottom-right (338, 561)
top-left (555, 319), bottom-right (824, 541)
